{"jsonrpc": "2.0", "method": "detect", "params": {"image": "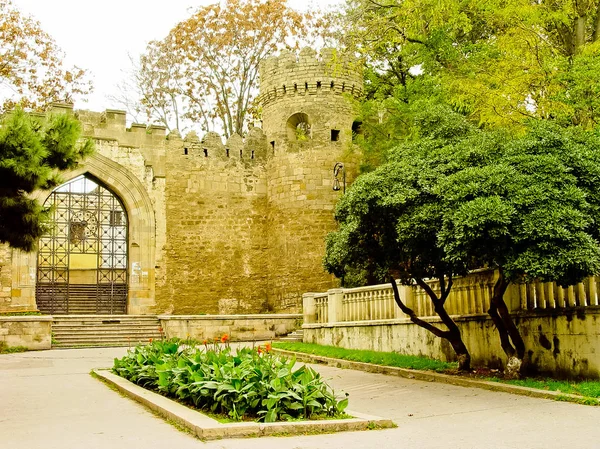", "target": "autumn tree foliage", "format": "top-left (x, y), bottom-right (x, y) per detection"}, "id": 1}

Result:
top-left (130, 0), bottom-right (316, 137)
top-left (0, 0), bottom-right (91, 112)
